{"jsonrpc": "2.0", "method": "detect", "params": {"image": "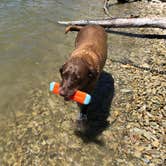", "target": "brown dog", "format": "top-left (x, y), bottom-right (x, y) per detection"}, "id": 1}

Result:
top-left (59, 25), bottom-right (107, 121)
